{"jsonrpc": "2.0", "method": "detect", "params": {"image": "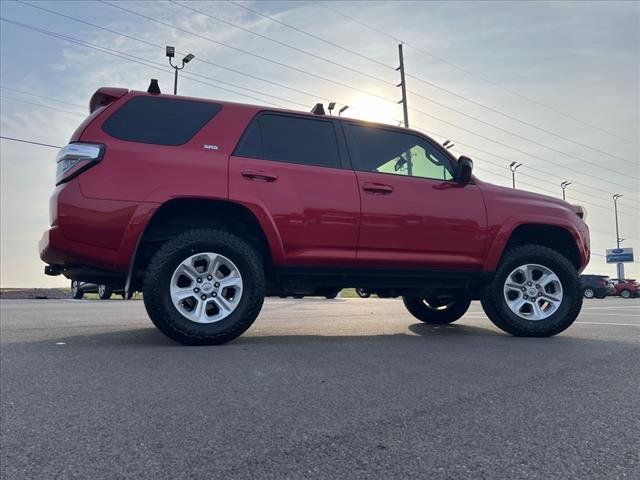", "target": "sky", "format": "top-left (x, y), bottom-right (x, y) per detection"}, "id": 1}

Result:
top-left (0, 0), bottom-right (638, 287)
